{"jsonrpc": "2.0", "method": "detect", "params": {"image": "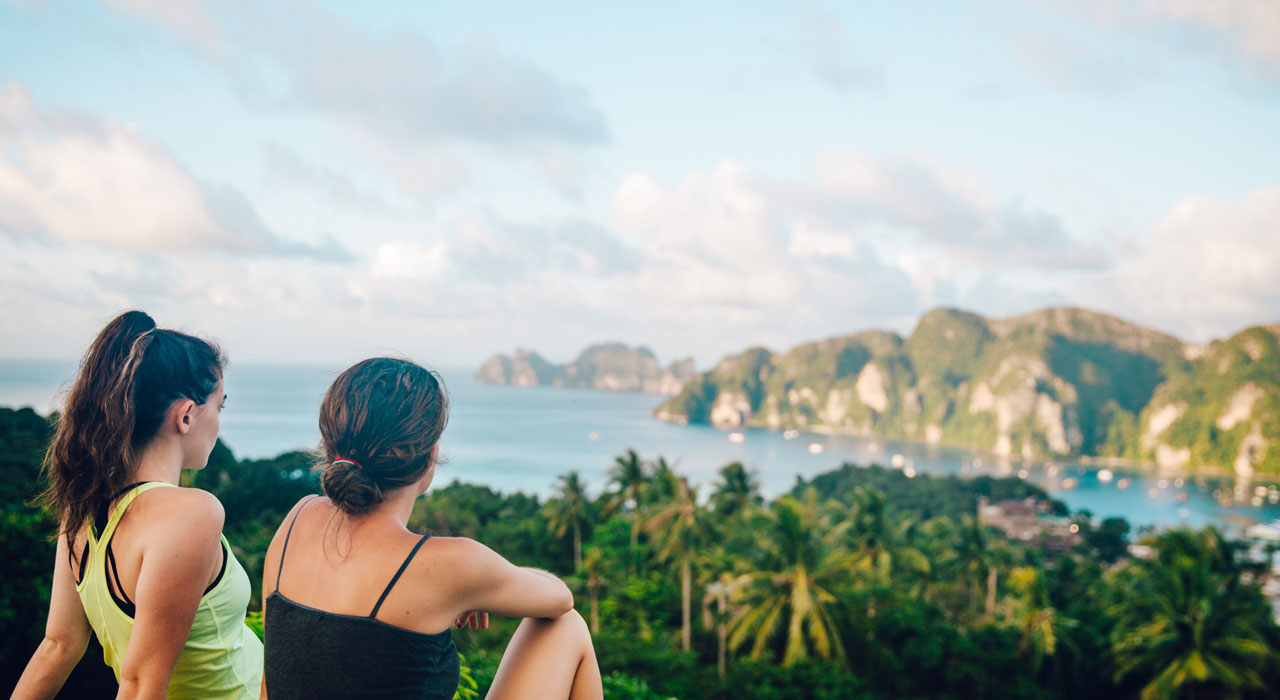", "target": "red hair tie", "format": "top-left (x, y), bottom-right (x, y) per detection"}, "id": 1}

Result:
top-left (333, 458), bottom-right (362, 469)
